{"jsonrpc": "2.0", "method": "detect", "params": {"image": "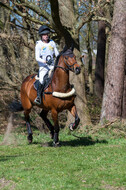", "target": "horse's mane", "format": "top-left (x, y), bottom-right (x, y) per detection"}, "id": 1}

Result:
top-left (54, 46), bottom-right (74, 68)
